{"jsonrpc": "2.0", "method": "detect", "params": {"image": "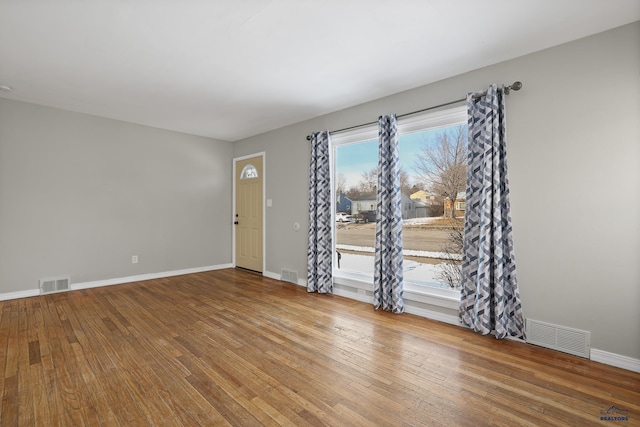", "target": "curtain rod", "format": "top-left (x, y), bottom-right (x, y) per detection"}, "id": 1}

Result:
top-left (305, 81), bottom-right (522, 141)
